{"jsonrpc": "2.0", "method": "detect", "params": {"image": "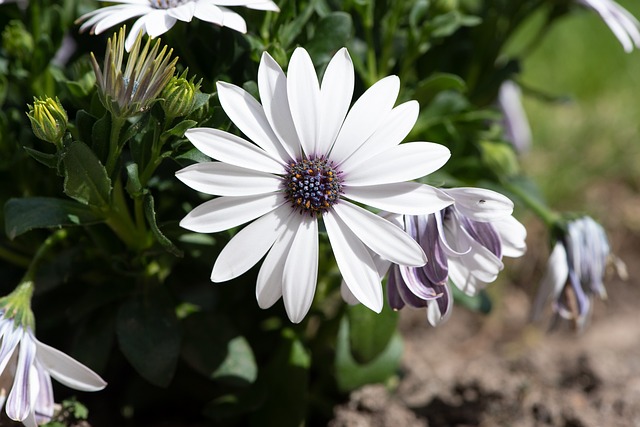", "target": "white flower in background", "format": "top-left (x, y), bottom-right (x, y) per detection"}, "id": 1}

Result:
top-left (498, 80), bottom-right (532, 154)
top-left (177, 47), bottom-right (454, 323)
top-left (77, 0), bottom-right (280, 51)
top-left (0, 313), bottom-right (106, 427)
top-left (531, 216), bottom-right (615, 330)
top-left (578, 0), bottom-right (640, 52)
top-left (386, 187), bottom-right (527, 326)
